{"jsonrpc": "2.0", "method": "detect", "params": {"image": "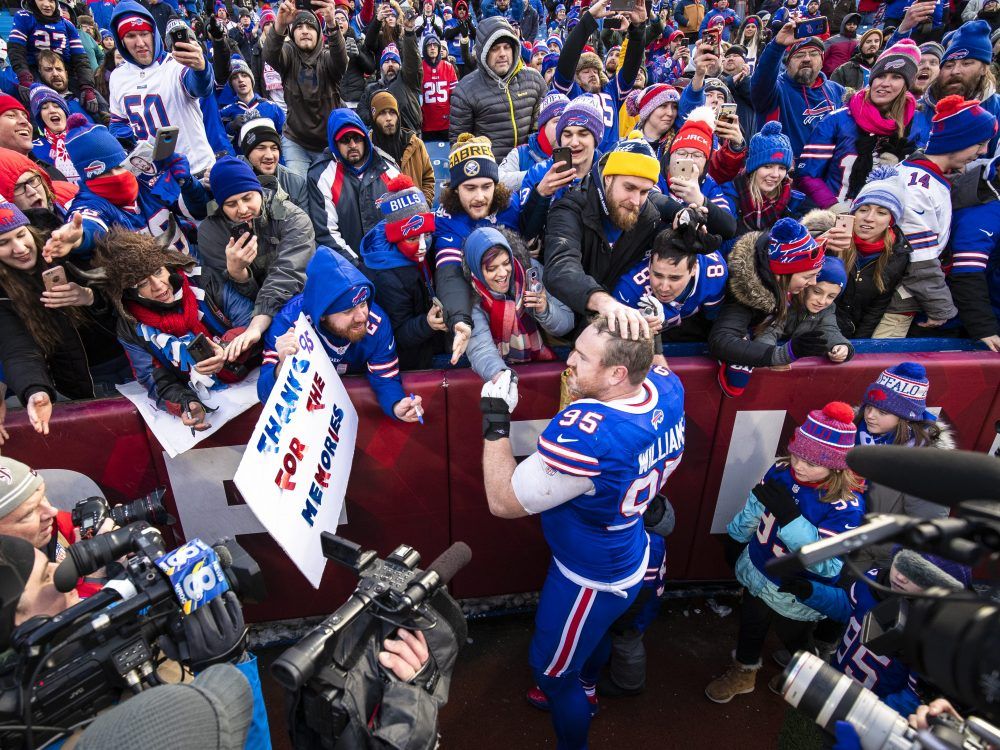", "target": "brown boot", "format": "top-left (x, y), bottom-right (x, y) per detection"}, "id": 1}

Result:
top-left (705, 658), bottom-right (761, 703)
